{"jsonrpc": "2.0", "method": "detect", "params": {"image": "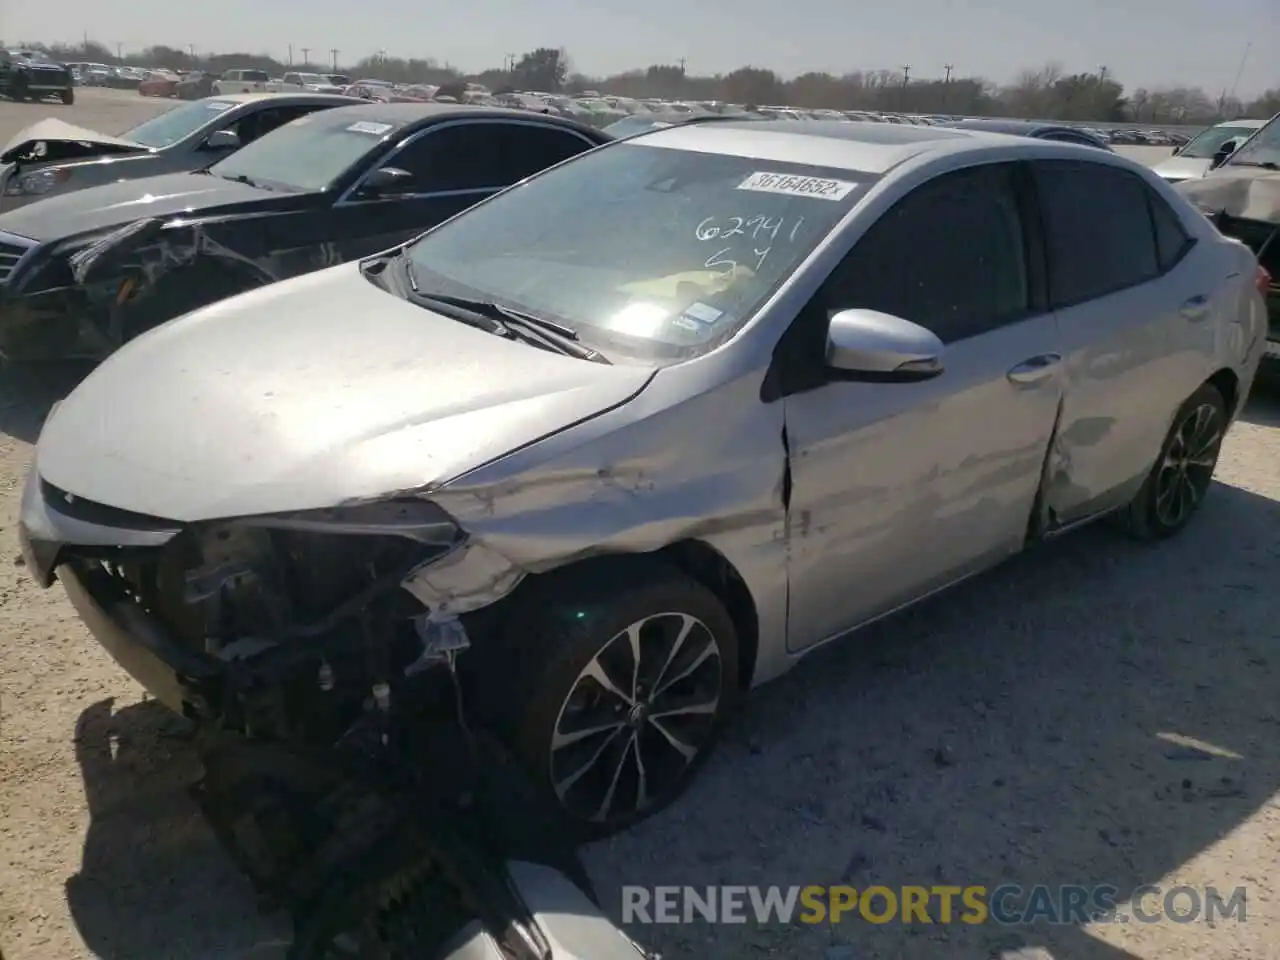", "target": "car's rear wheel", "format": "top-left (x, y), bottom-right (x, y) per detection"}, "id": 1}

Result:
top-left (1115, 382), bottom-right (1227, 540)
top-left (483, 559), bottom-right (740, 840)
top-left (60, 87), bottom-right (73, 105)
